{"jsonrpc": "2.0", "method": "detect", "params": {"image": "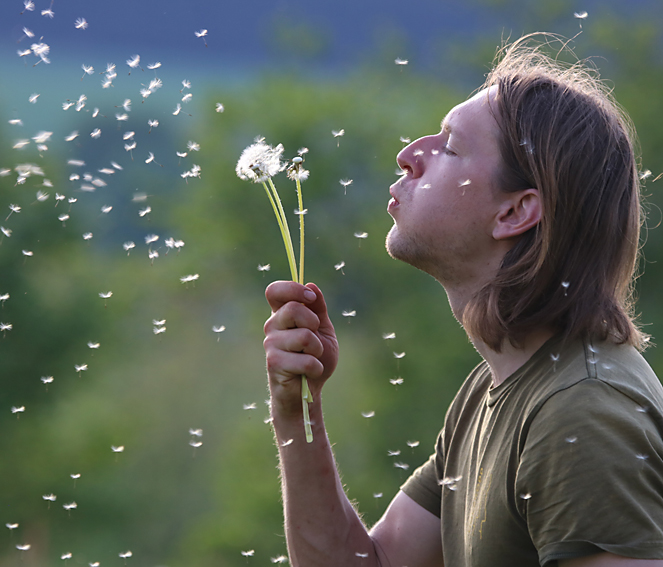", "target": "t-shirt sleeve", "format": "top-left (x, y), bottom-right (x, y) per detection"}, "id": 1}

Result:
top-left (516, 378), bottom-right (663, 566)
top-left (401, 436), bottom-right (443, 518)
